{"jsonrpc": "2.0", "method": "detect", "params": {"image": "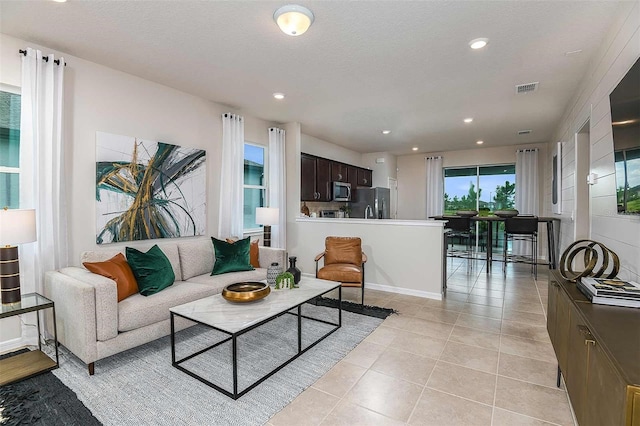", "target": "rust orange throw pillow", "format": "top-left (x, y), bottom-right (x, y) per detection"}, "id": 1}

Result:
top-left (226, 238), bottom-right (260, 268)
top-left (83, 253), bottom-right (139, 302)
